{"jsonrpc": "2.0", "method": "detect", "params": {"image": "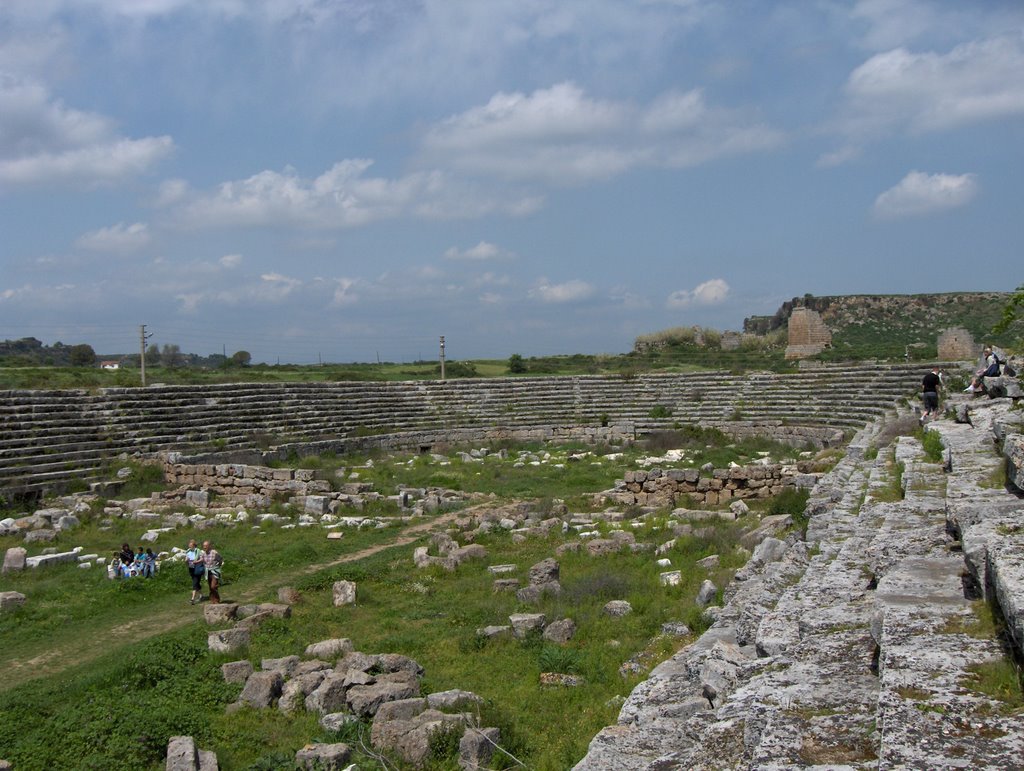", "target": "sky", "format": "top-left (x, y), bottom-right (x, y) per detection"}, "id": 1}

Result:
top-left (1, 0), bottom-right (1022, 364)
